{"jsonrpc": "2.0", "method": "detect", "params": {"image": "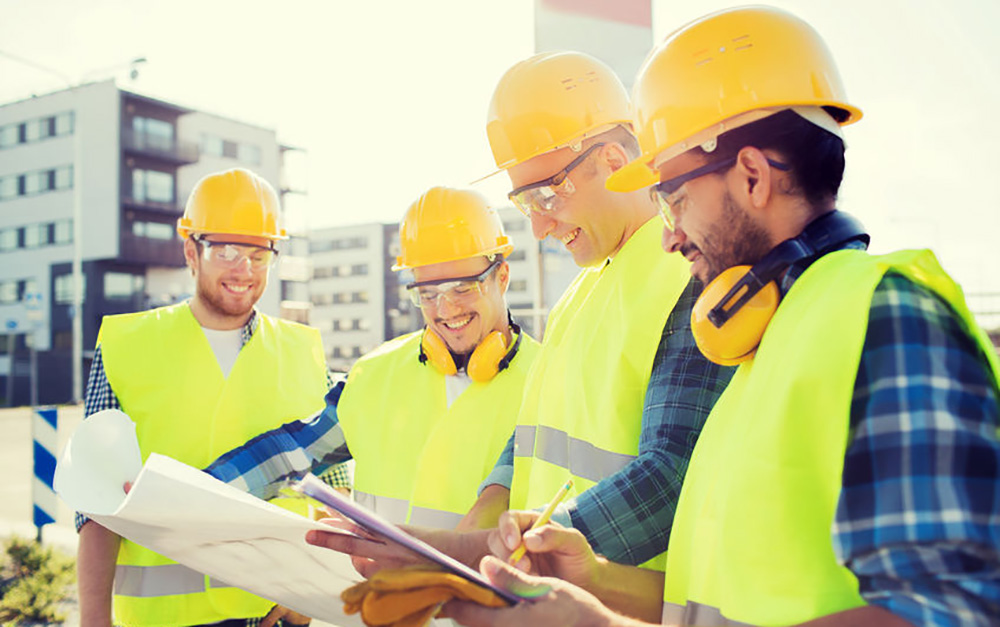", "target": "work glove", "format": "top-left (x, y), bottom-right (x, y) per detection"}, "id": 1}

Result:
top-left (341, 564), bottom-right (507, 626)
